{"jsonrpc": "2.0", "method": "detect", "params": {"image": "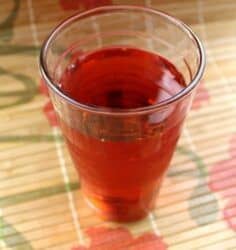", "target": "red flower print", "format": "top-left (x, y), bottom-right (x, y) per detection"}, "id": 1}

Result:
top-left (209, 134), bottom-right (236, 231)
top-left (39, 79), bottom-right (59, 127)
top-left (72, 227), bottom-right (168, 250)
top-left (43, 101), bottom-right (59, 127)
top-left (192, 81), bottom-right (210, 110)
top-left (59, 0), bottom-right (80, 10)
top-left (224, 199), bottom-right (236, 231)
top-left (59, 0), bottom-right (112, 11)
